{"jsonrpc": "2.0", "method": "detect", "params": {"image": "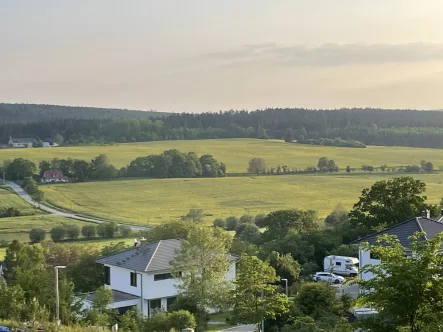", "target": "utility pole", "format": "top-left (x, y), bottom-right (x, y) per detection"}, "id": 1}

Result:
top-left (55, 266), bottom-right (66, 330)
